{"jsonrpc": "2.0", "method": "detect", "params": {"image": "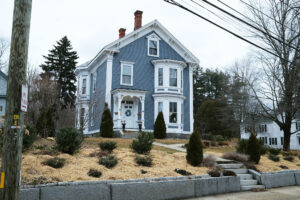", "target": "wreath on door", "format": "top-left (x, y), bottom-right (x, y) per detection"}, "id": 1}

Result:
top-left (125, 110), bottom-right (131, 117)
